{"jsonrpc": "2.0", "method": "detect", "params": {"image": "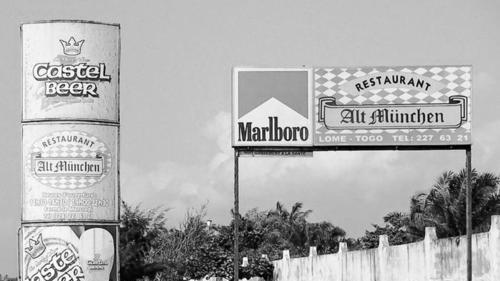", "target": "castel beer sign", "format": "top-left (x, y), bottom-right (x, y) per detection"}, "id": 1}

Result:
top-left (232, 68), bottom-right (313, 147)
top-left (22, 21), bottom-right (120, 122)
top-left (22, 225), bottom-right (118, 281)
top-left (314, 66), bottom-right (471, 146)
